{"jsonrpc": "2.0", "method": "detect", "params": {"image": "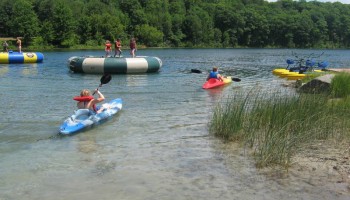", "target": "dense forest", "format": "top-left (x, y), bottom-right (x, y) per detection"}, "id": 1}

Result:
top-left (1, 0), bottom-right (350, 49)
